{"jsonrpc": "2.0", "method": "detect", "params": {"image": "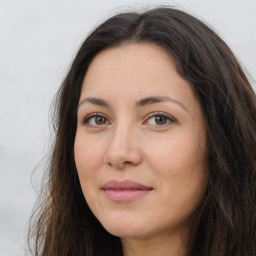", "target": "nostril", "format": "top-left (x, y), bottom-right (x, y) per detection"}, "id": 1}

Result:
top-left (123, 161), bottom-right (134, 165)
top-left (104, 159), bottom-right (134, 169)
